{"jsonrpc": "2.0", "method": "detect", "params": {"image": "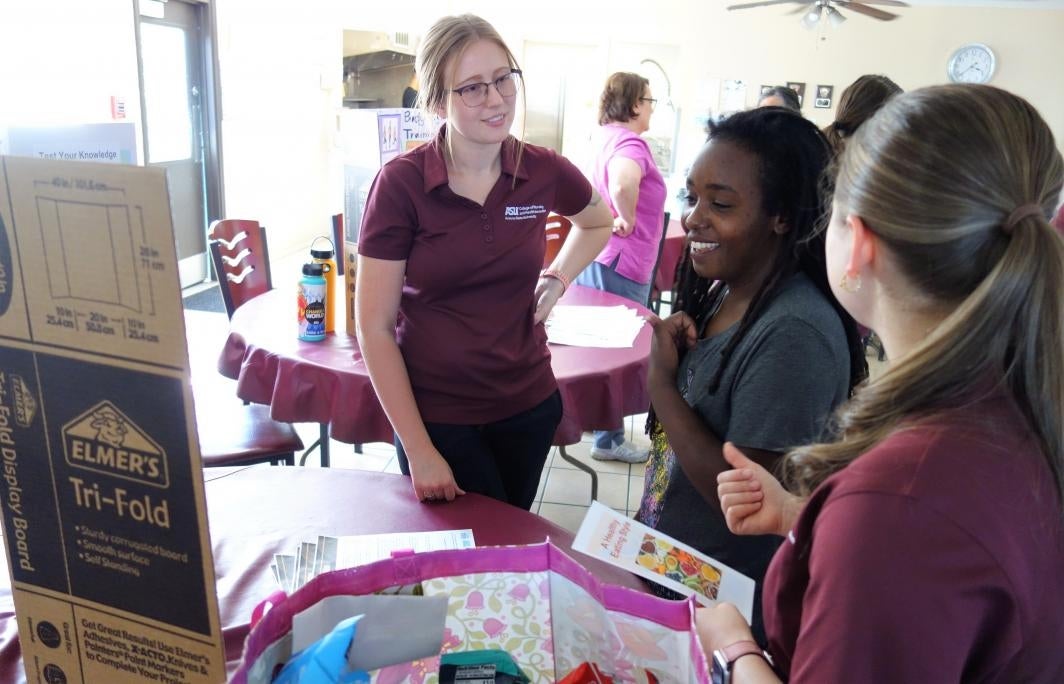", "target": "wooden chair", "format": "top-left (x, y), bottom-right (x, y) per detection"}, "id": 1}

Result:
top-left (196, 219), bottom-right (304, 467)
top-left (207, 219), bottom-right (274, 319)
top-left (197, 402), bottom-right (302, 466)
top-left (646, 211), bottom-right (672, 313)
top-left (543, 214), bottom-right (573, 267)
